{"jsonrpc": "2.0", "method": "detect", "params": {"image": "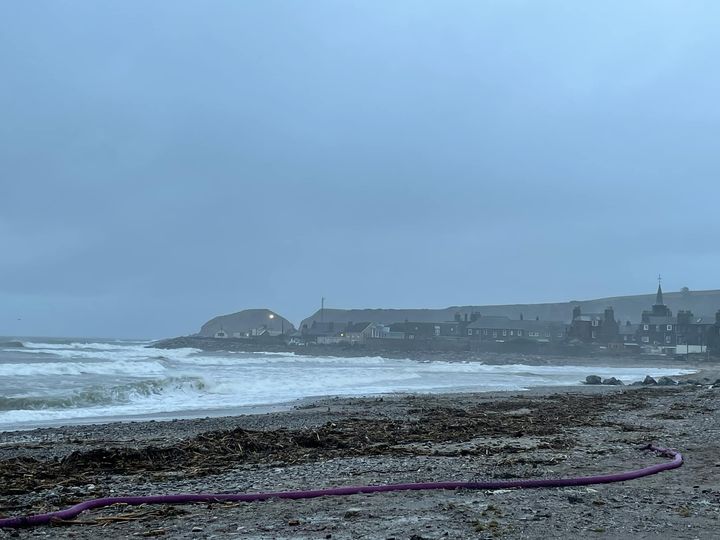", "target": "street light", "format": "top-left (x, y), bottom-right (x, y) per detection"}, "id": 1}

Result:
top-left (268, 312), bottom-right (284, 335)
